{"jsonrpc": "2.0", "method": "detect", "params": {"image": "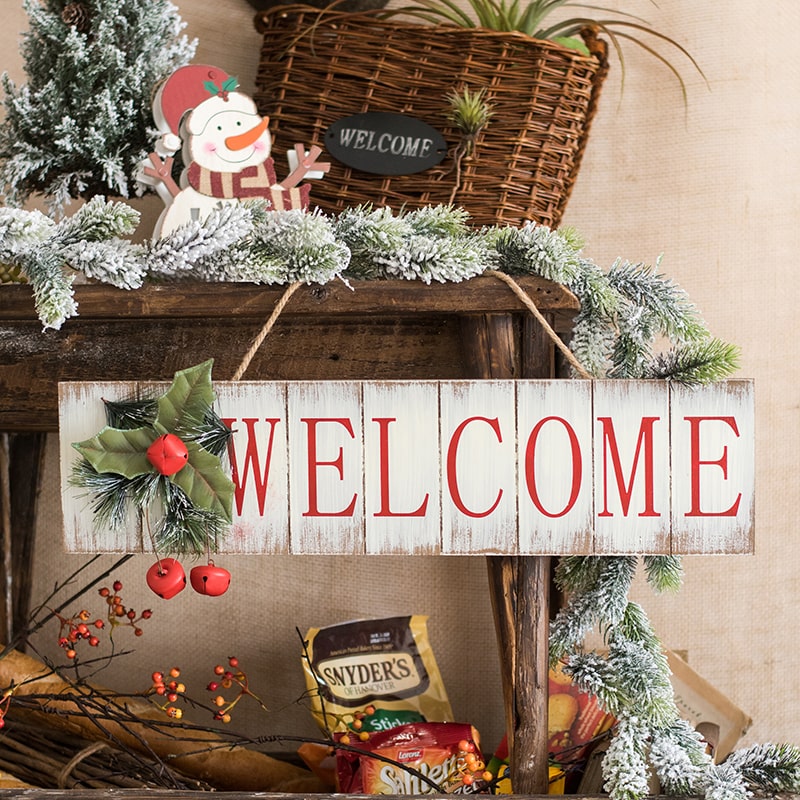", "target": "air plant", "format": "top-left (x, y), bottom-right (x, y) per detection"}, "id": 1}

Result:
top-left (386, 0), bottom-right (706, 103)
